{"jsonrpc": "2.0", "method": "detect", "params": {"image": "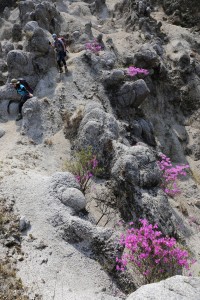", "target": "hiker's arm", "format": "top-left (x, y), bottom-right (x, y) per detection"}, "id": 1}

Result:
top-left (51, 41), bottom-right (56, 49)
